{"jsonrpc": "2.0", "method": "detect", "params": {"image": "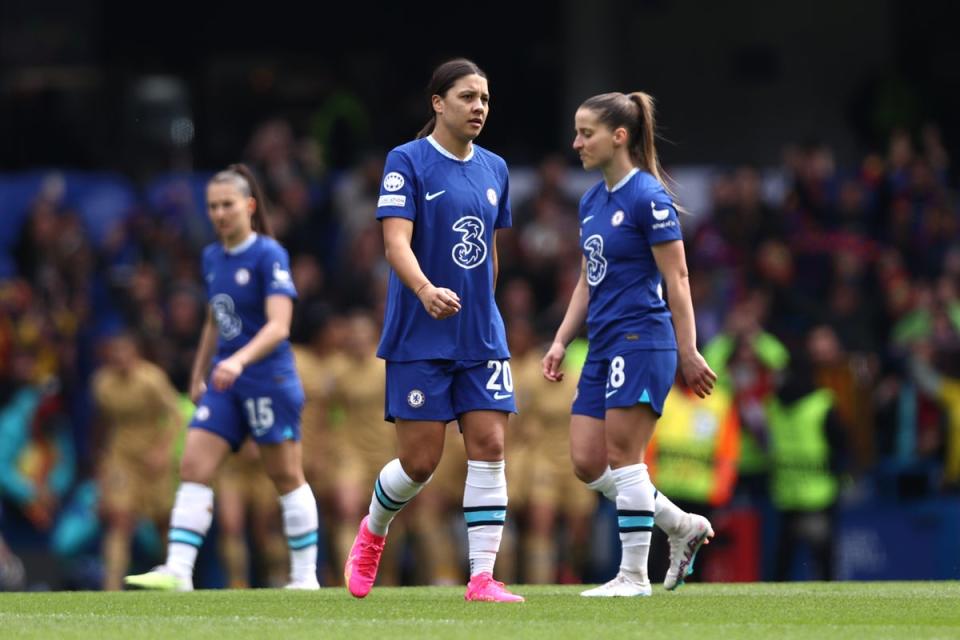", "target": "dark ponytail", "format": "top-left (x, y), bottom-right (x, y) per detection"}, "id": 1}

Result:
top-left (209, 163), bottom-right (274, 237)
top-left (416, 58), bottom-right (487, 139)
